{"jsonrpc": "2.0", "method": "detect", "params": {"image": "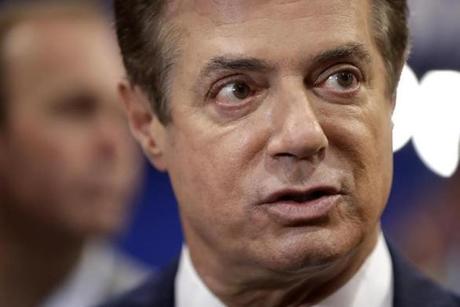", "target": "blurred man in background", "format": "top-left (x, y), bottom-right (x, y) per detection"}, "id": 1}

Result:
top-left (0, 1), bottom-right (148, 307)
